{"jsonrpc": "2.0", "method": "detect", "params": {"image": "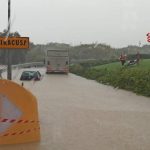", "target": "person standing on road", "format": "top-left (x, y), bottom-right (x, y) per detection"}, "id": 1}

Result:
top-left (119, 53), bottom-right (127, 66)
top-left (136, 52), bottom-right (141, 65)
